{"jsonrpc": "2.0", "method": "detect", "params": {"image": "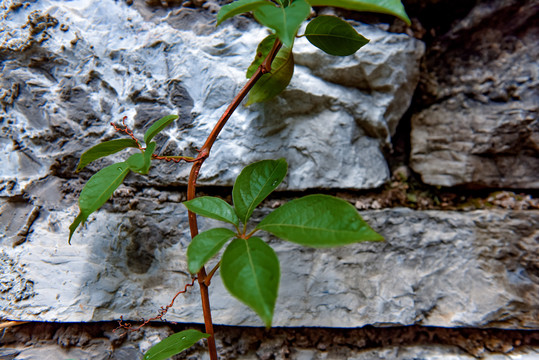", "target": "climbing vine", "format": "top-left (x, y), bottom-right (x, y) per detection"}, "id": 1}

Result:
top-left (68, 1), bottom-right (410, 359)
